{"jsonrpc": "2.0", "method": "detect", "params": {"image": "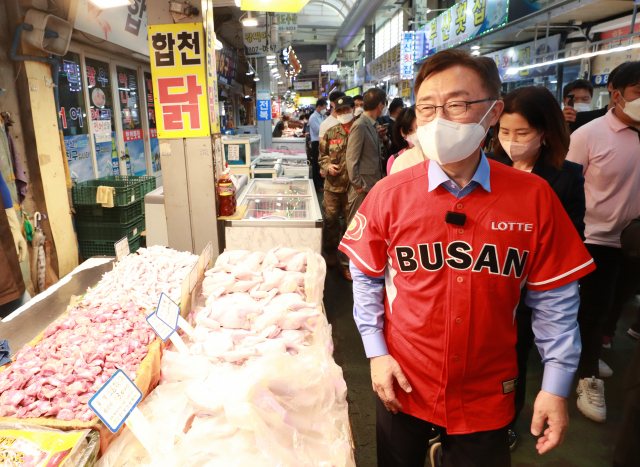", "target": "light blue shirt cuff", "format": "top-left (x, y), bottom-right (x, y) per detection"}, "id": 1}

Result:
top-left (362, 332), bottom-right (389, 358)
top-left (541, 365), bottom-right (575, 399)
